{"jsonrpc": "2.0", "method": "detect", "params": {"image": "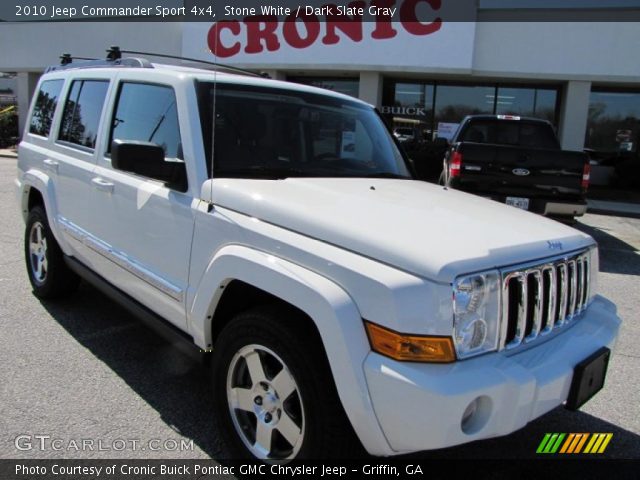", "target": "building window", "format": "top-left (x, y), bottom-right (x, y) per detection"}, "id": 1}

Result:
top-left (586, 89), bottom-right (640, 155)
top-left (494, 87), bottom-right (558, 123)
top-left (381, 79), bottom-right (561, 182)
top-left (394, 82), bottom-right (433, 113)
top-left (434, 84), bottom-right (495, 126)
top-left (382, 82), bottom-right (434, 142)
top-left (287, 77), bottom-right (359, 98)
top-left (29, 80), bottom-right (64, 137)
top-left (382, 80), bottom-right (560, 142)
top-left (59, 80), bottom-right (109, 149)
